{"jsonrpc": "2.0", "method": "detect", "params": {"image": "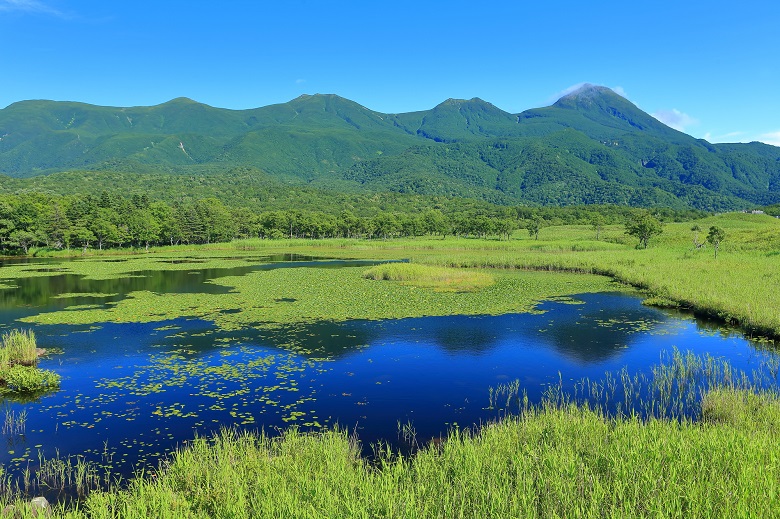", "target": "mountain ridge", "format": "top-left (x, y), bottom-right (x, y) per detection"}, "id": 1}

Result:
top-left (1, 87), bottom-right (778, 210)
